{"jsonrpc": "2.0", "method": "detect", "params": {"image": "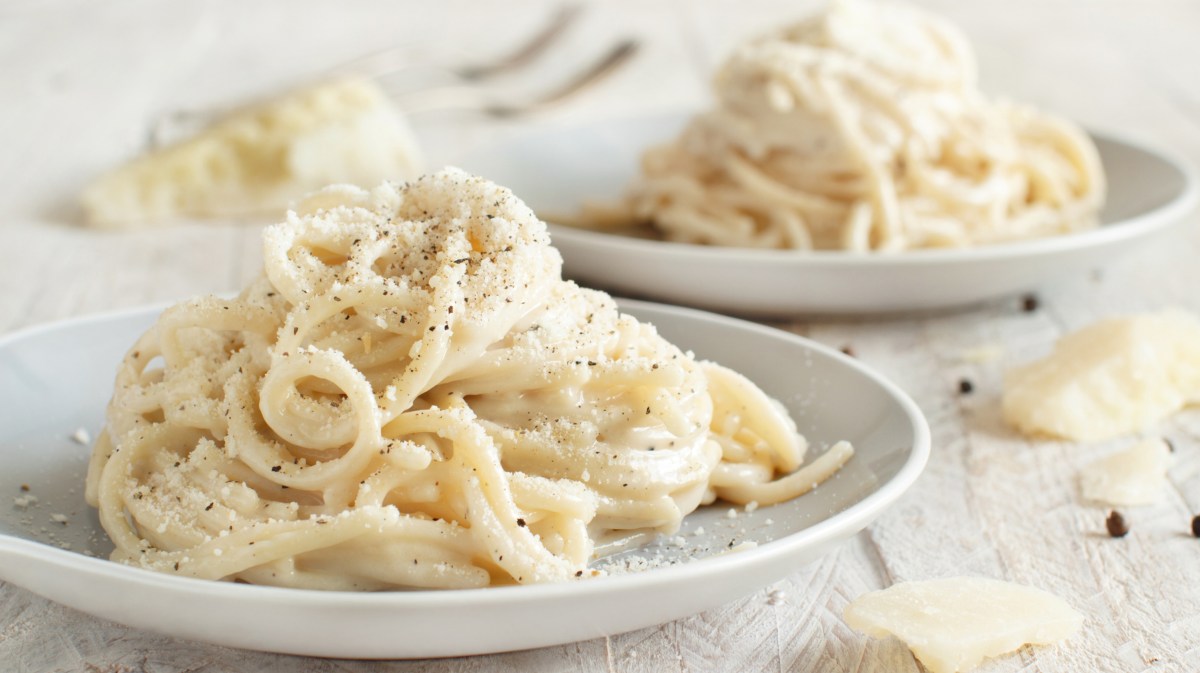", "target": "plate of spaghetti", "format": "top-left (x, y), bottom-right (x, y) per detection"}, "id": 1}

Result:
top-left (458, 0), bottom-right (1197, 315)
top-left (0, 169), bottom-right (928, 657)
